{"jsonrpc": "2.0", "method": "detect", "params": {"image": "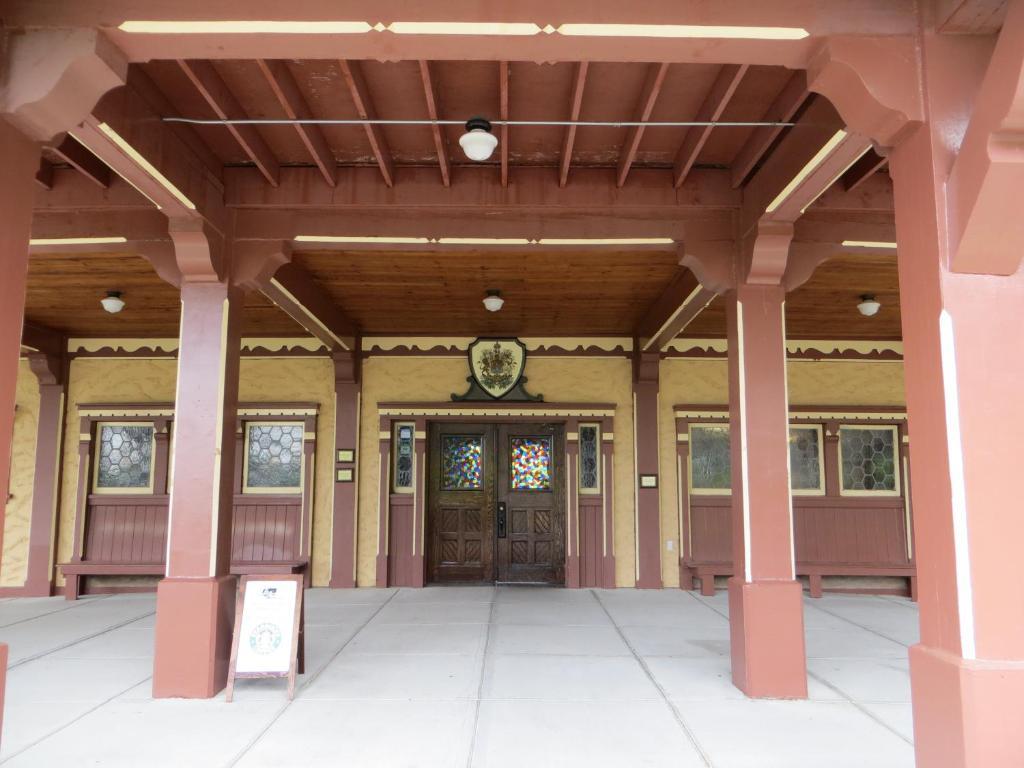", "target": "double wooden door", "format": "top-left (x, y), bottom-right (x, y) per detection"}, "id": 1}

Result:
top-left (428, 422), bottom-right (565, 585)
